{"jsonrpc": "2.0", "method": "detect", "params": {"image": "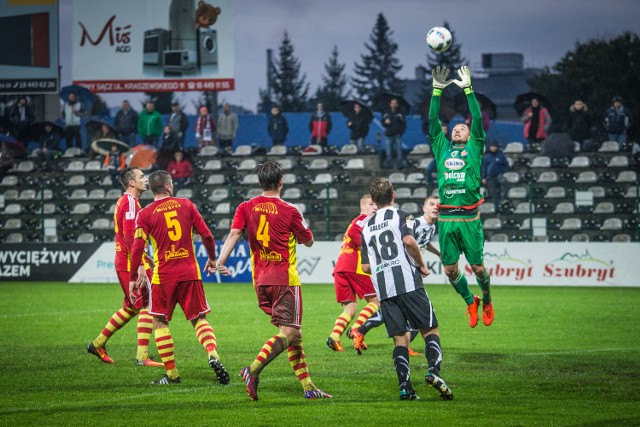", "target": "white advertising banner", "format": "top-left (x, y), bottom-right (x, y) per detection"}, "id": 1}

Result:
top-left (72, 0), bottom-right (234, 92)
top-left (296, 242), bottom-right (639, 287)
top-left (69, 242), bottom-right (639, 287)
